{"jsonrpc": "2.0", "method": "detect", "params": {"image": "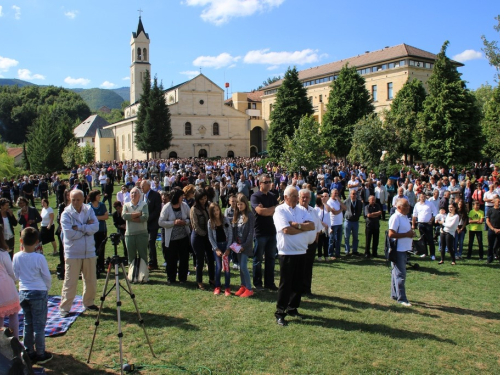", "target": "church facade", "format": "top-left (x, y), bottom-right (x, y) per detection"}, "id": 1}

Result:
top-left (96, 18), bottom-right (251, 162)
